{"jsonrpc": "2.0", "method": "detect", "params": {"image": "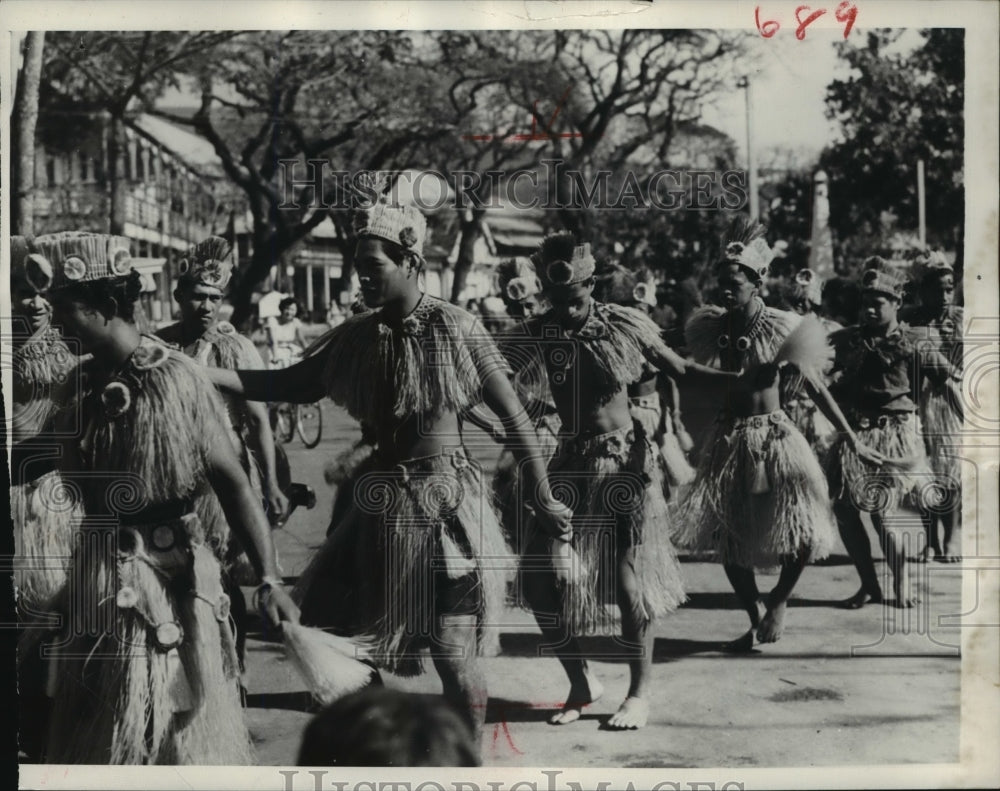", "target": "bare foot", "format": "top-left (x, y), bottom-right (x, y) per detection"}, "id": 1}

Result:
top-left (606, 697), bottom-right (649, 730)
top-left (893, 577), bottom-right (919, 608)
top-left (937, 536), bottom-right (961, 563)
top-left (757, 601), bottom-right (787, 643)
top-left (913, 545), bottom-right (938, 563)
top-left (842, 586), bottom-right (883, 609)
top-left (549, 672), bottom-right (604, 725)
